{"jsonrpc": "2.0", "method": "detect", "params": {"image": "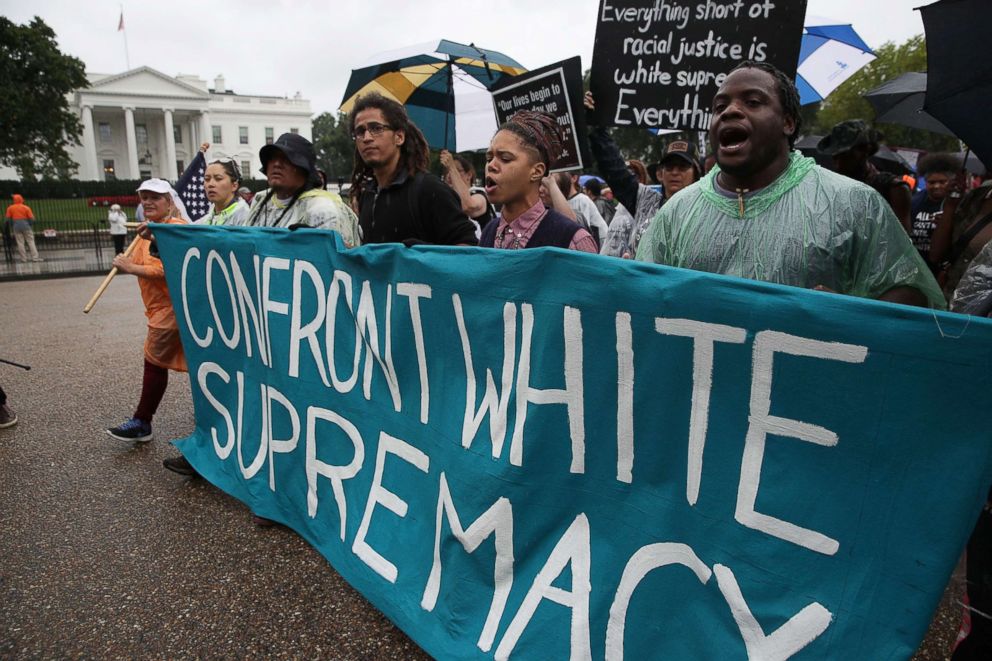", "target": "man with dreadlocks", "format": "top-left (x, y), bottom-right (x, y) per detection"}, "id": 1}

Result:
top-left (480, 110), bottom-right (597, 252)
top-left (636, 61), bottom-right (944, 308)
top-left (350, 93), bottom-right (477, 246)
top-left (244, 133), bottom-right (360, 246)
